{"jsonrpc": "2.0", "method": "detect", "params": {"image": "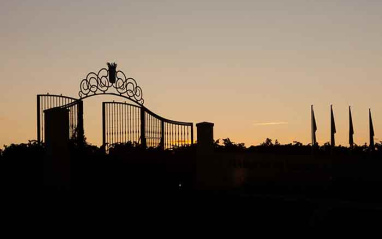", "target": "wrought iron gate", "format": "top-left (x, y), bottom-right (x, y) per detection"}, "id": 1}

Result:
top-left (37, 63), bottom-right (194, 150)
top-left (102, 102), bottom-right (142, 147)
top-left (37, 94), bottom-right (83, 143)
top-left (102, 102), bottom-right (193, 150)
